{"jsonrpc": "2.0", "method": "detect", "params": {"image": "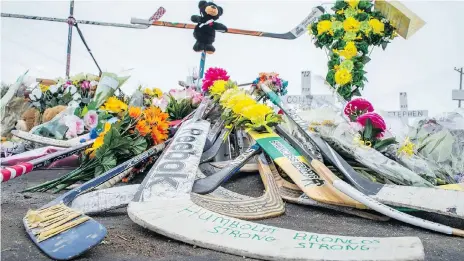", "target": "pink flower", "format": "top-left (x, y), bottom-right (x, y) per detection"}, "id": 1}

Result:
top-left (186, 88), bottom-right (203, 105)
top-left (81, 80), bottom-right (91, 90)
top-left (356, 112), bottom-right (386, 137)
top-left (152, 95), bottom-right (169, 112)
top-left (202, 67), bottom-right (230, 92)
top-left (83, 110), bottom-right (98, 130)
top-left (344, 98), bottom-right (374, 121)
top-left (61, 115), bottom-right (85, 139)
